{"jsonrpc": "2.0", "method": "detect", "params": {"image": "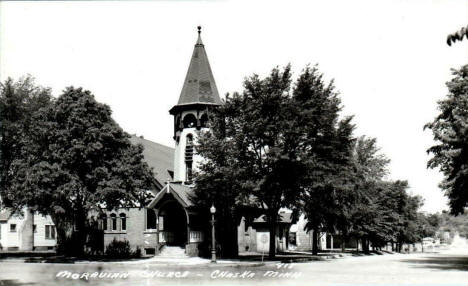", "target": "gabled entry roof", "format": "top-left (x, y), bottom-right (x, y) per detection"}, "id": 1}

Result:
top-left (147, 183), bottom-right (194, 209)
